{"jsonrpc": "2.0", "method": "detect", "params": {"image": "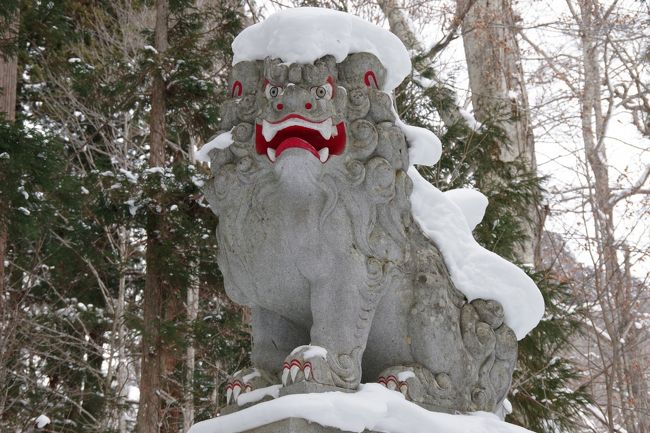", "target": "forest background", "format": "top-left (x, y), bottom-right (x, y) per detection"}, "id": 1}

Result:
top-left (0, 1), bottom-right (648, 433)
